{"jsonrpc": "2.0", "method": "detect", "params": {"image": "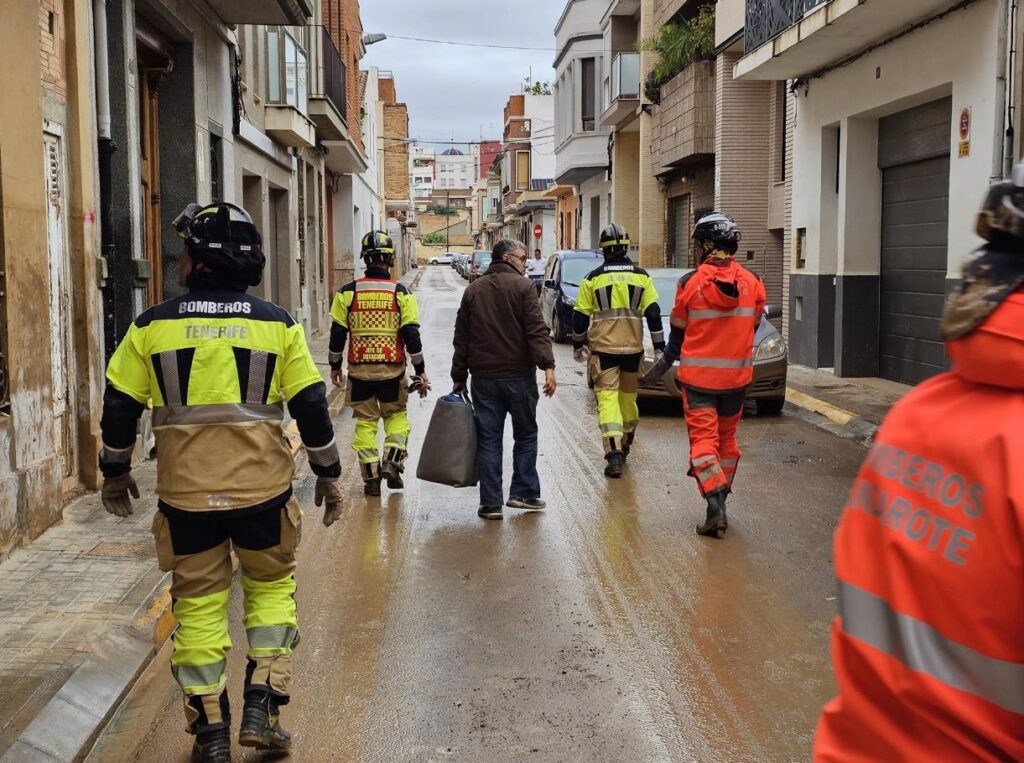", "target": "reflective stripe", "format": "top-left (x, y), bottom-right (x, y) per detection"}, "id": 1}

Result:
top-left (600, 422), bottom-right (624, 434)
top-left (696, 464), bottom-right (724, 483)
top-left (159, 351), bottom-right (182, 406)
top-left (305, 439), bottom-right (340, 468)
top-left (595, 287), bottom-right (611, 311)
top-left (622, 419), bottom-right (639, 431)
top-left (385, 433), bottom-right (409, 447)
top-left (680, 357), bottom-right (753, 369)
top-left (572, 332), bottom-right (588, 343)
top-left (173, 660), bottom-right (227, 692)
top-left (356, 449), bottom-right (379, 463)
top-left (100, 442), bottom-right (134, 463)
top-left (246, 625), bottom-right (299, 651)
top-left (153, 402), bottom-right (284, 428)
top-left (689, 308), bottom-right (756, 320)
top-left (594, 308), bottom-right (640, 321)
top-left (629, 285), bottom-right (643, 311)
top-left (839, 581), bottom-right (1024, 715)
top-left (328, 351), bottom-right (344, 364)
top-left (356, 280), bottom-right (397, 292)
top-left (721, 459), bottom-right (739, 468)
top-left (692, 455), bottom-right (717, 467)
top-left (246, 350), bottom-right (269, 405)
top-left (410, 352), bottom-right (424, 366)
top-left (650, 330), bottom-right (665, 344)
top-left (670, 316), bottom-right (688, 330)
